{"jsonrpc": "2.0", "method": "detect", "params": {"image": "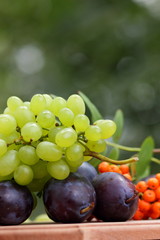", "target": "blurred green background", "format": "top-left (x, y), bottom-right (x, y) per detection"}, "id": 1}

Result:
top-left (0, 0), bottom-right (160, 167)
